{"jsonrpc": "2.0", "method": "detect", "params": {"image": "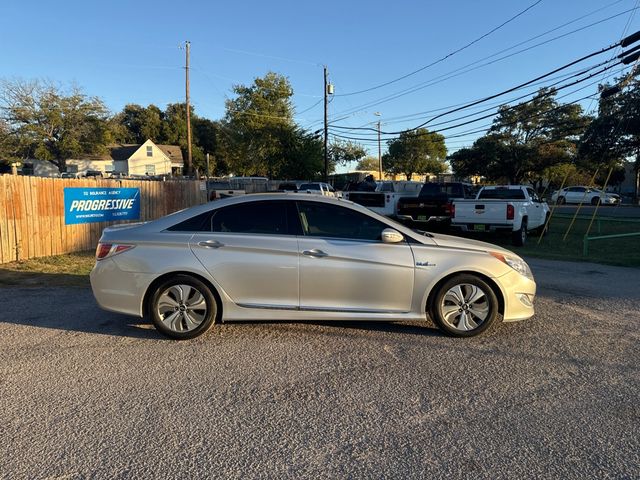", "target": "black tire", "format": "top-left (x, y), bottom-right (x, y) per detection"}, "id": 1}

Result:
top-left (536, 213), bottom-right (550, 236)
top-left (149, 274), bottom-right (219, 340)
top-left (429, 274), bottom-right (499, 337)
top-left (512, 219), bottom-right (527, 246)
top-left (591, 197), bottom-right (600, 206)
top-left (557, 196), bottom-right (566, 205)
